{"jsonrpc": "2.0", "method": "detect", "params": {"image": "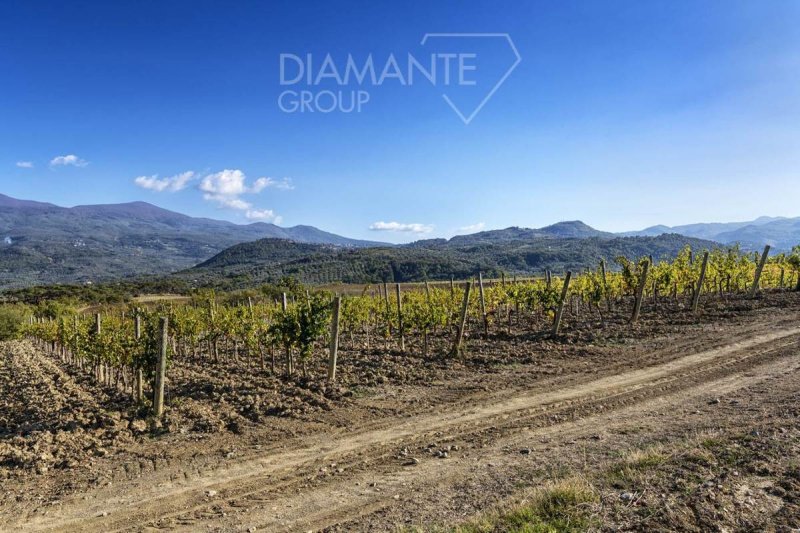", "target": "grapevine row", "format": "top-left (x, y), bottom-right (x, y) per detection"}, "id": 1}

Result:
top-left (24, 244), bottom-right (800, 416)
